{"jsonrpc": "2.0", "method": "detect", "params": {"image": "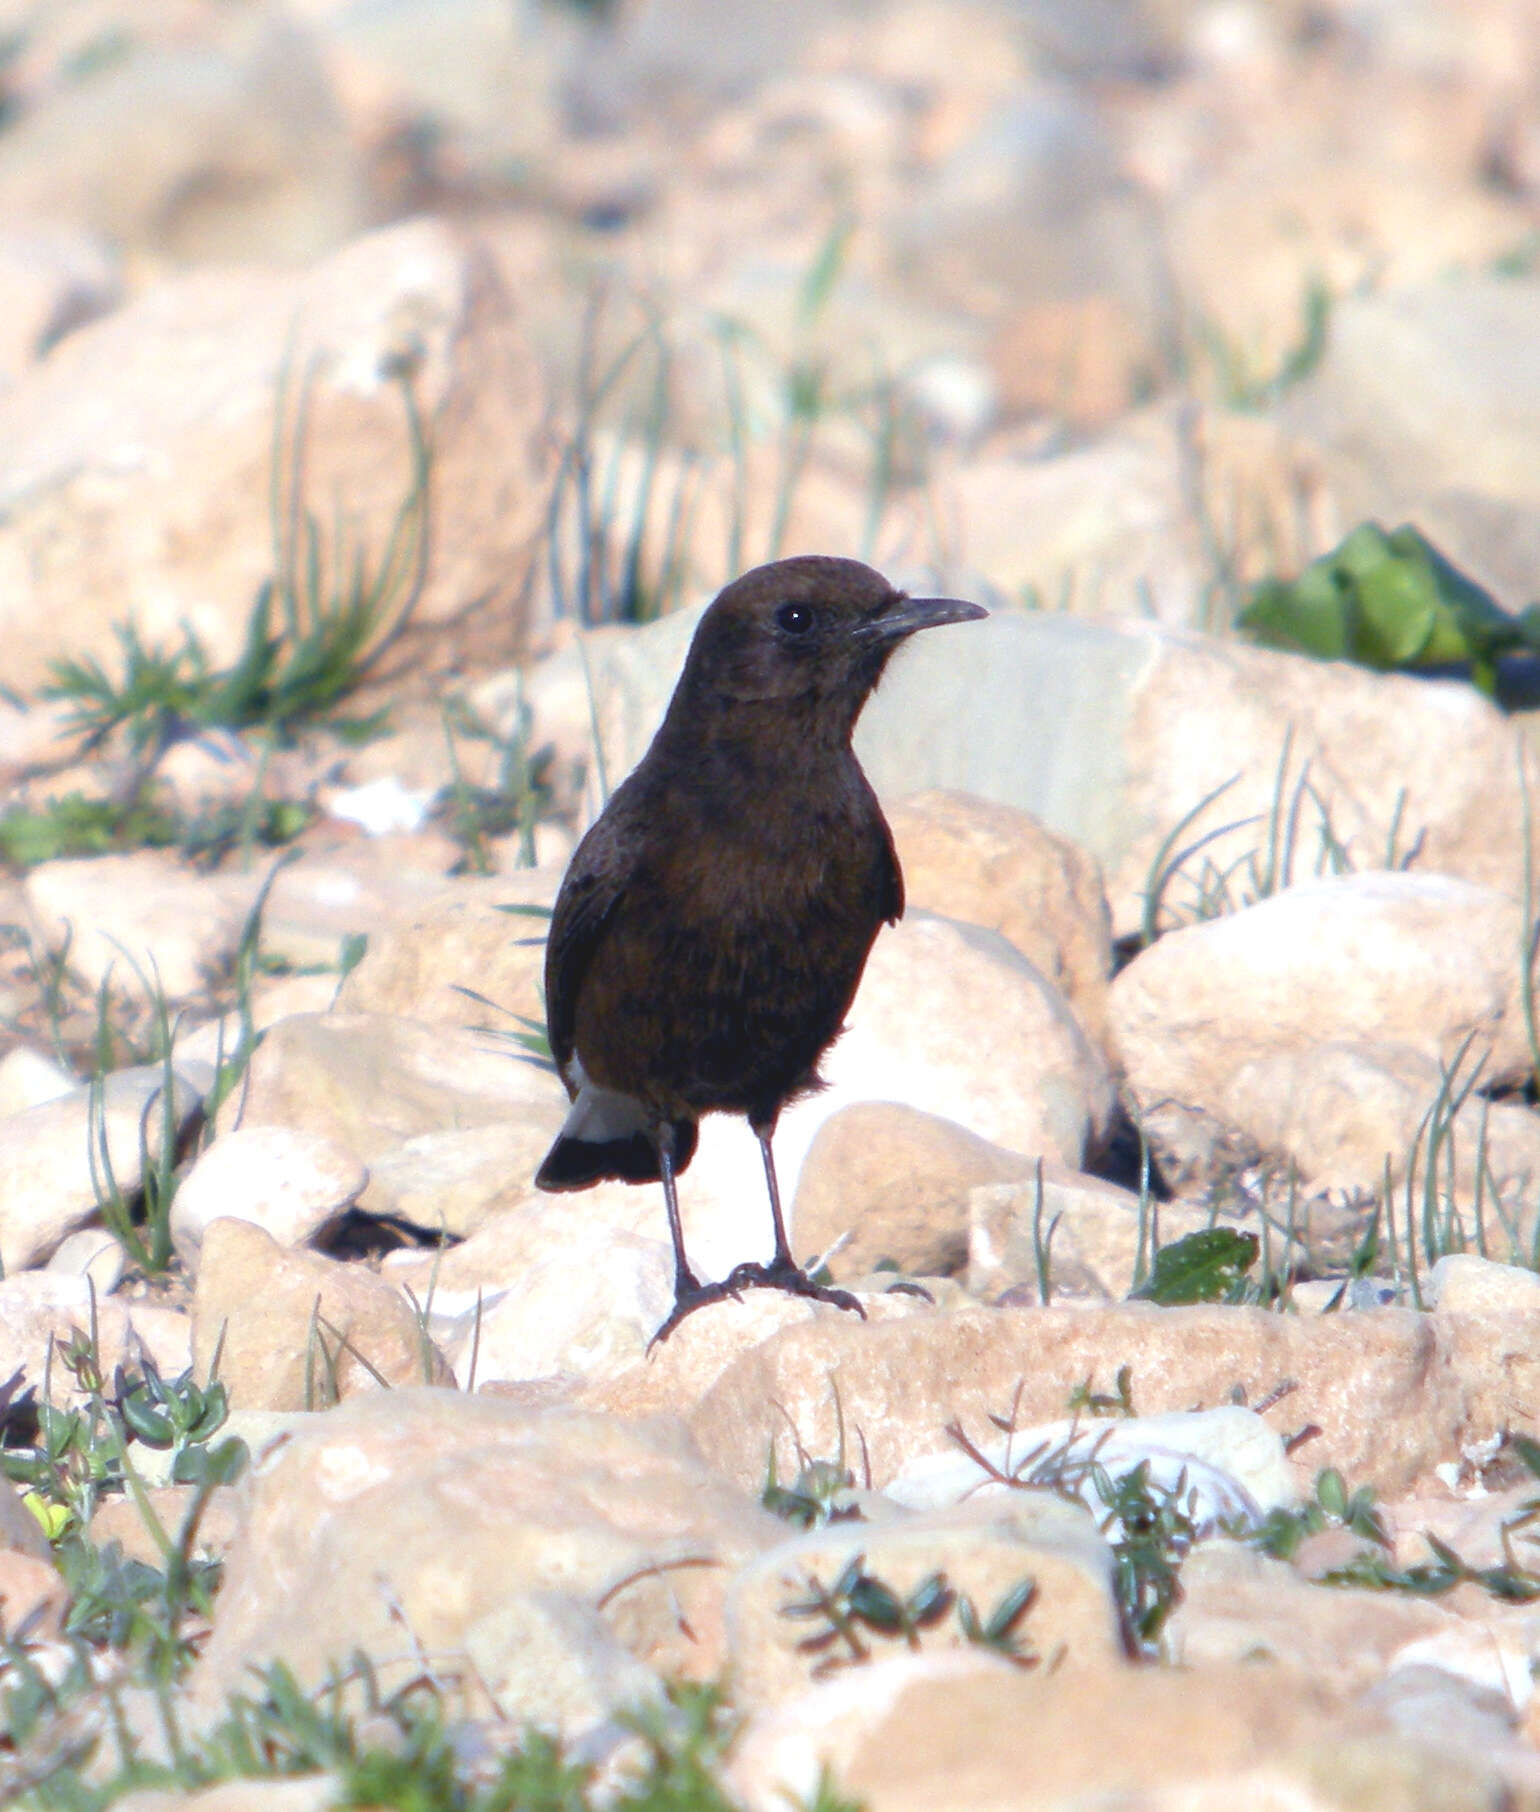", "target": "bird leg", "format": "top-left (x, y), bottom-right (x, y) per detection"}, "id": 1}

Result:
top-left (649, 1123), bottom-right (745, 1349)
top-left (722, 1129), bottom-right (866, 1319)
